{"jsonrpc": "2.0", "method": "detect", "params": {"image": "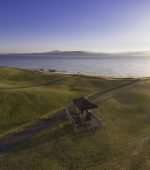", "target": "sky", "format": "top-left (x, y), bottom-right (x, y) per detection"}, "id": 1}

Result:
top-left (0, 0), bottom-right (150, 53)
